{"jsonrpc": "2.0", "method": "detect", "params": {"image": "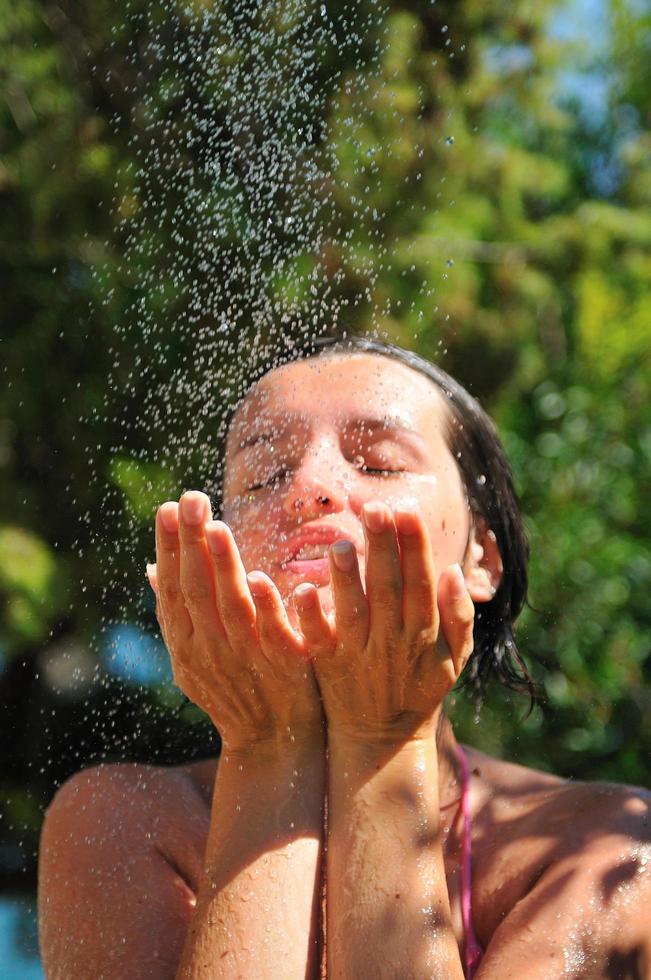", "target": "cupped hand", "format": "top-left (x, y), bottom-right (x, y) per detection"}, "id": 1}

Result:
top-left (147, 491), bottom-right (324, 753)
top-left (292, 501), bottom-right (475, 743)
